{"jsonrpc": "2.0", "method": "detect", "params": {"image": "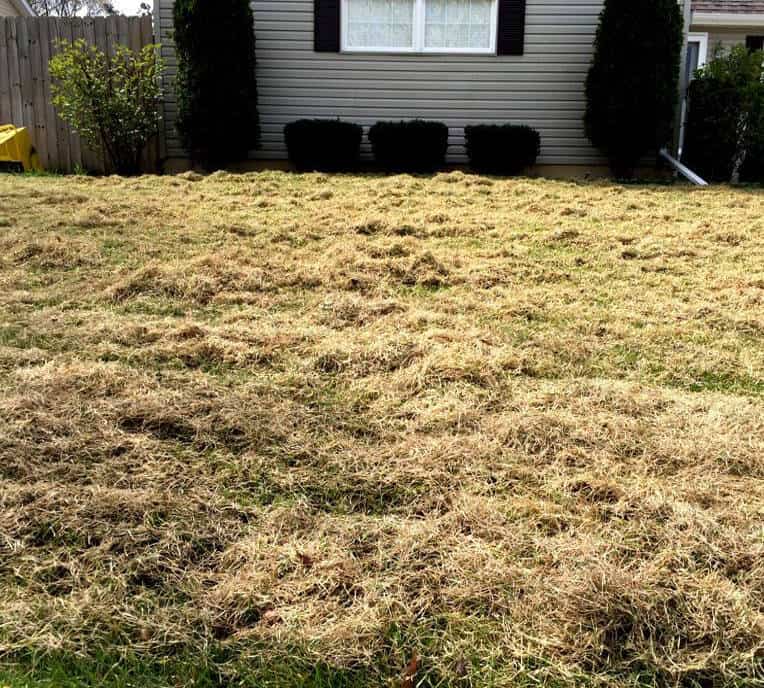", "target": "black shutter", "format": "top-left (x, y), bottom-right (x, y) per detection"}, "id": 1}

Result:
top-left (497, 0), bottom-right (527, 56)
top-left (315, 0), bottom-right (341, 52)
